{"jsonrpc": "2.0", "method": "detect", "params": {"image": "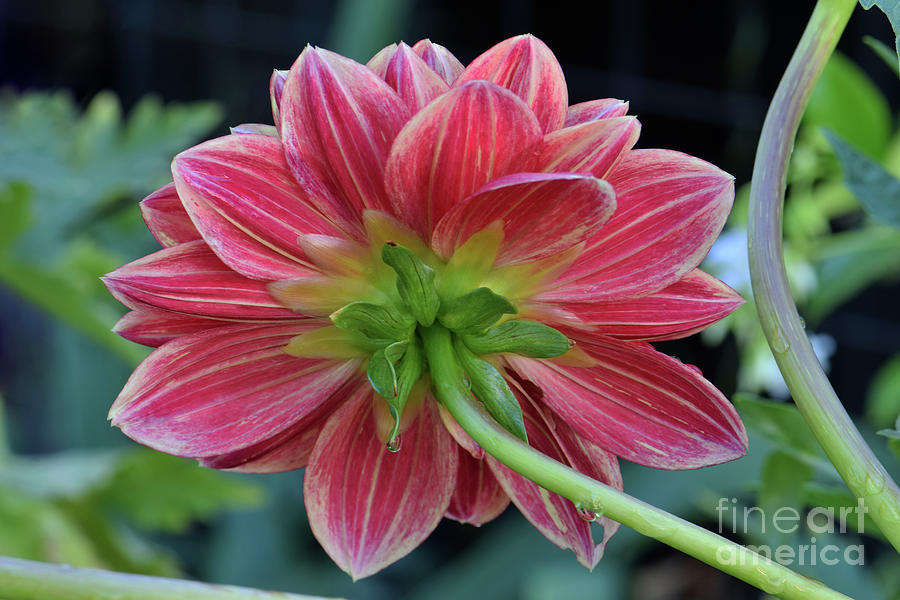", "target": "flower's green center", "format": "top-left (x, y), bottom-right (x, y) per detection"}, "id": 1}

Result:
top-left (278, 211), bottom-right (573, 449)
